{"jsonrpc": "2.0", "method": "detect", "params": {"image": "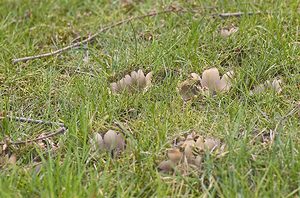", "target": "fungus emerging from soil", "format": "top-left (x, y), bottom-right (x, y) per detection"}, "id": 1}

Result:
top-left (178, 68), bottom-right (234, 101)
top-left (158, 132), bottom-right (225, 175)
top-left (91, 130), bottom-right (126, 156)
top-left (250, 78), bottom-right (282, 95)
top-left (220, 26), bottom-right (239, 37)
top-left (110, 69), bottom-right (152, 94)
